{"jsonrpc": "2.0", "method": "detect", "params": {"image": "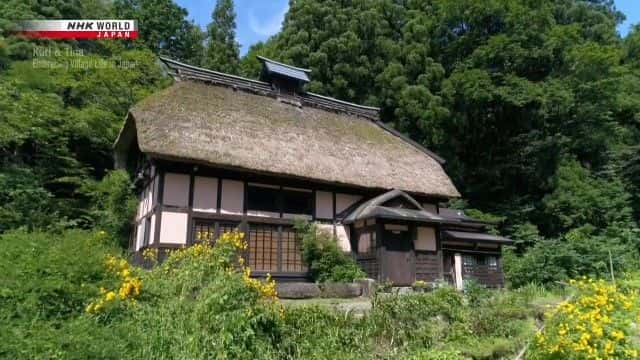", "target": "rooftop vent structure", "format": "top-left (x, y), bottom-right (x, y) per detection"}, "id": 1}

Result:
top-left (258, 56), bottom-right (311, 95)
